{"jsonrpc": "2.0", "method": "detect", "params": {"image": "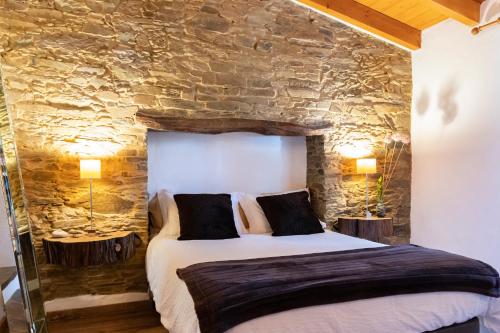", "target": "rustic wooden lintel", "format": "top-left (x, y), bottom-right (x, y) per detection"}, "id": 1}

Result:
top-left (136, 112), bottom-right (332, 136)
